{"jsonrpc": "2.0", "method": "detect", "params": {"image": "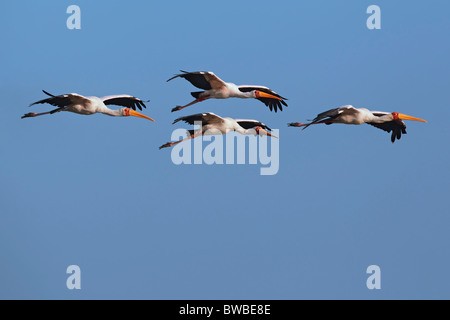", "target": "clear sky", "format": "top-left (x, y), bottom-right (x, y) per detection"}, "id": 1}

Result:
top-left (1, 0), bottom-right (449, 299)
